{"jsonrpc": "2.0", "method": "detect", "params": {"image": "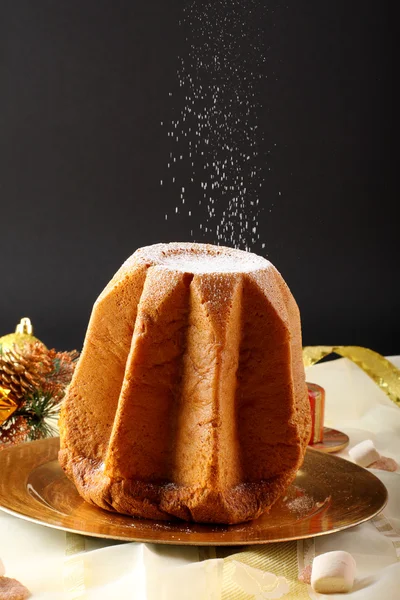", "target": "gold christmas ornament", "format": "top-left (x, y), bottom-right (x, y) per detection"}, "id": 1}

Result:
top-left (0, 318), bottom-right (44, 353)
top-left (0, 386), bottom-right (18, 426)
